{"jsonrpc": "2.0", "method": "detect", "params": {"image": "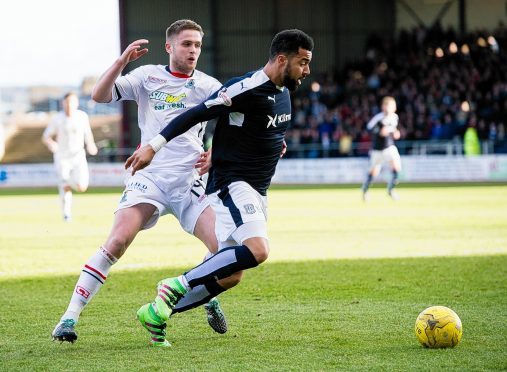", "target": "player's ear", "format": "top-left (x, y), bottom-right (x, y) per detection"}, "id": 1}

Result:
top-left (276, 54), bottom-right (288, 66)
top-left (165, 42), bottom-right (172, 54)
